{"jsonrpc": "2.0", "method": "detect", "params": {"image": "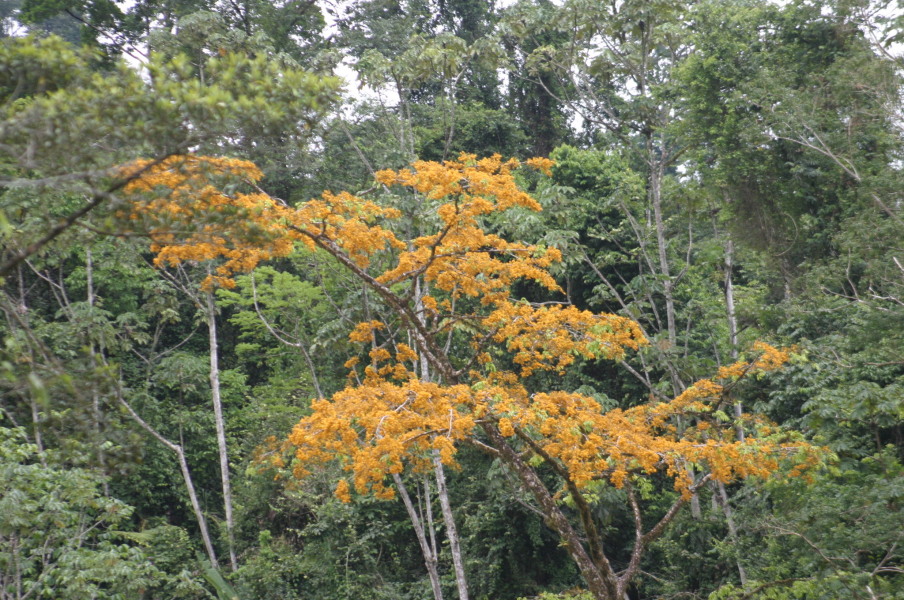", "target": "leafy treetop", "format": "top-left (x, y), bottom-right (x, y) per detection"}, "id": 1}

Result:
top-left (125, 151), bottom-right (819, 496)
top-left (126, 151), bottom-right (822, 600)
